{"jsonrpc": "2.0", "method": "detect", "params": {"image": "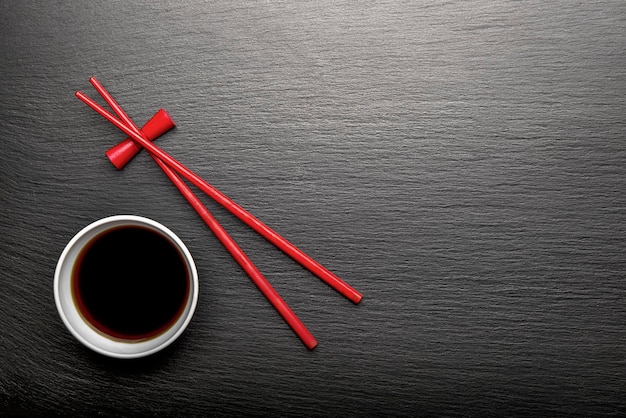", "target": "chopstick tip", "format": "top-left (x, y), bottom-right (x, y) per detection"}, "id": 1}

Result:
top-left (307, 338), bottom-right (319, 350)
